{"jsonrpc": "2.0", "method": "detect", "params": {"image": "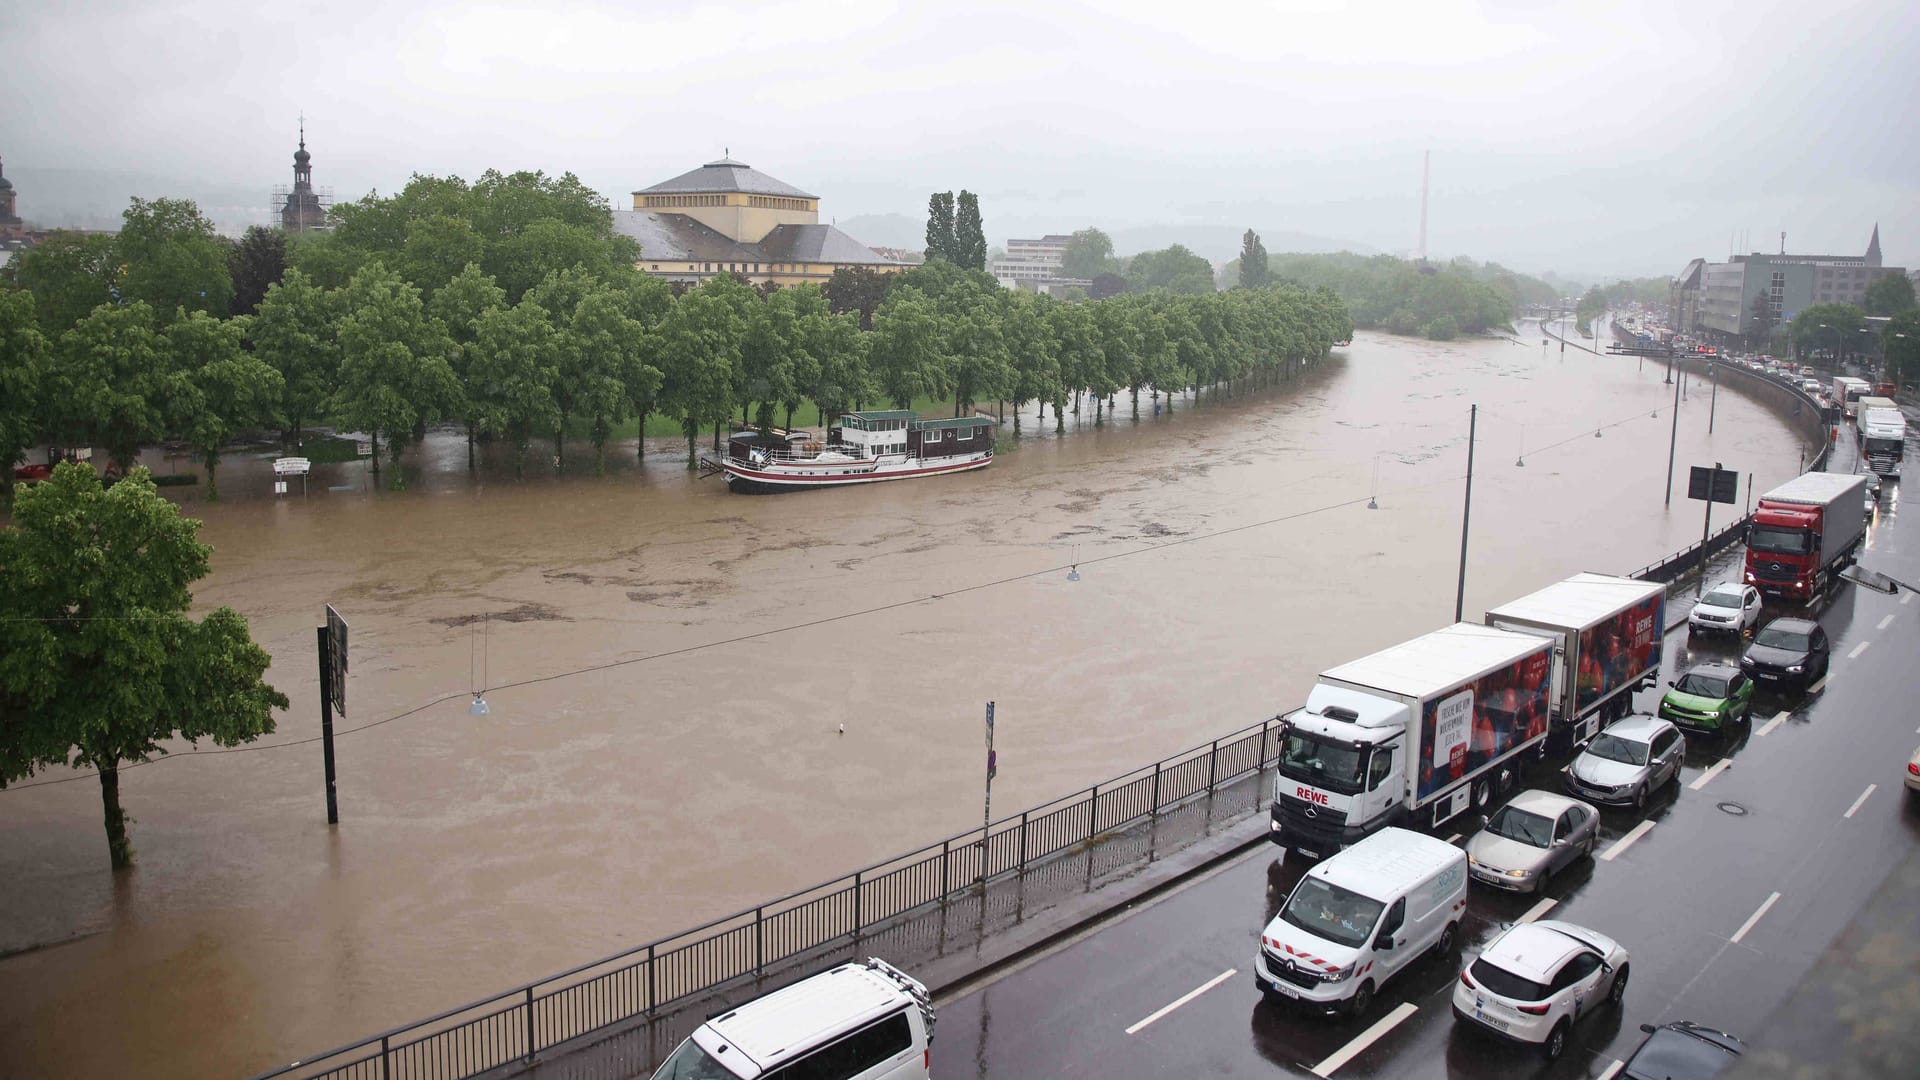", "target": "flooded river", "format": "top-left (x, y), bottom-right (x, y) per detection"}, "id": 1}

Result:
top-left (0, 322), bottom-right (1810, 1078)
